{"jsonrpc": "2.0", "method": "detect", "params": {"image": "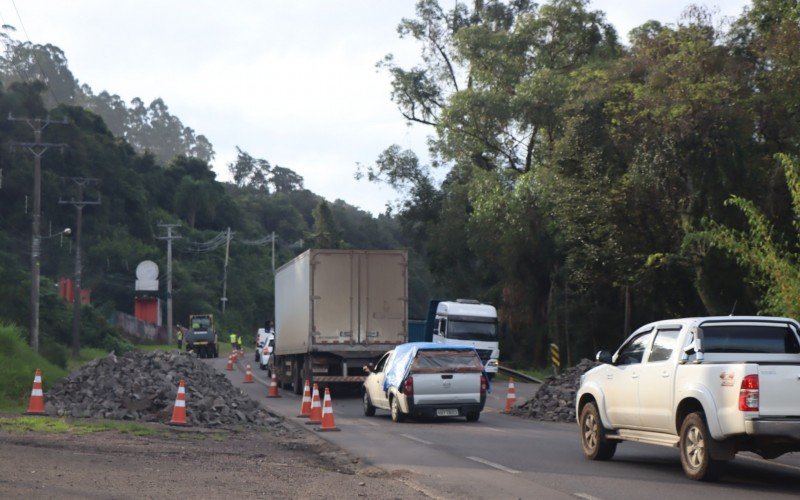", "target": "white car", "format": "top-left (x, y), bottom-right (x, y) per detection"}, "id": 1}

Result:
top-left (254, 328), bottom-right (275, 371)
top-left (362, 342), bottom-right (487, 422)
